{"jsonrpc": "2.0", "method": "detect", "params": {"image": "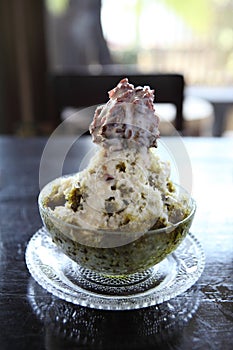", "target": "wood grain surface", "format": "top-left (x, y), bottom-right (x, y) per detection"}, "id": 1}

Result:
top-left (0, 136), bottom-right (232, 350)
